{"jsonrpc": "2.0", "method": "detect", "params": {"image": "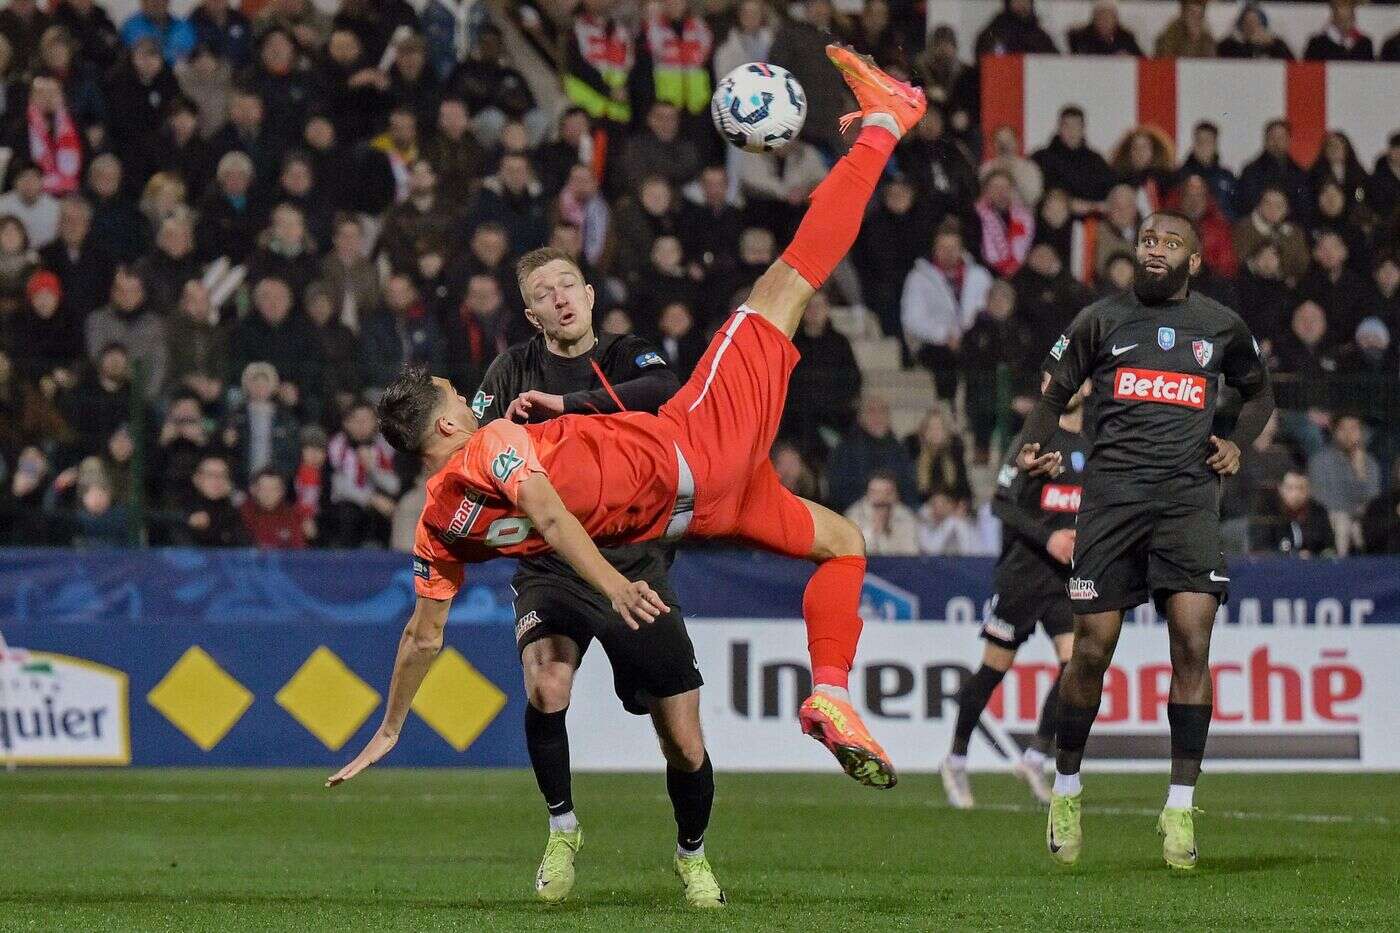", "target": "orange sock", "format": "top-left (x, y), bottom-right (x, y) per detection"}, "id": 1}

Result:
top-left (803, 555), bottom-right (866, 689)
top-left (780, 125), bottom-right (898, 289)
